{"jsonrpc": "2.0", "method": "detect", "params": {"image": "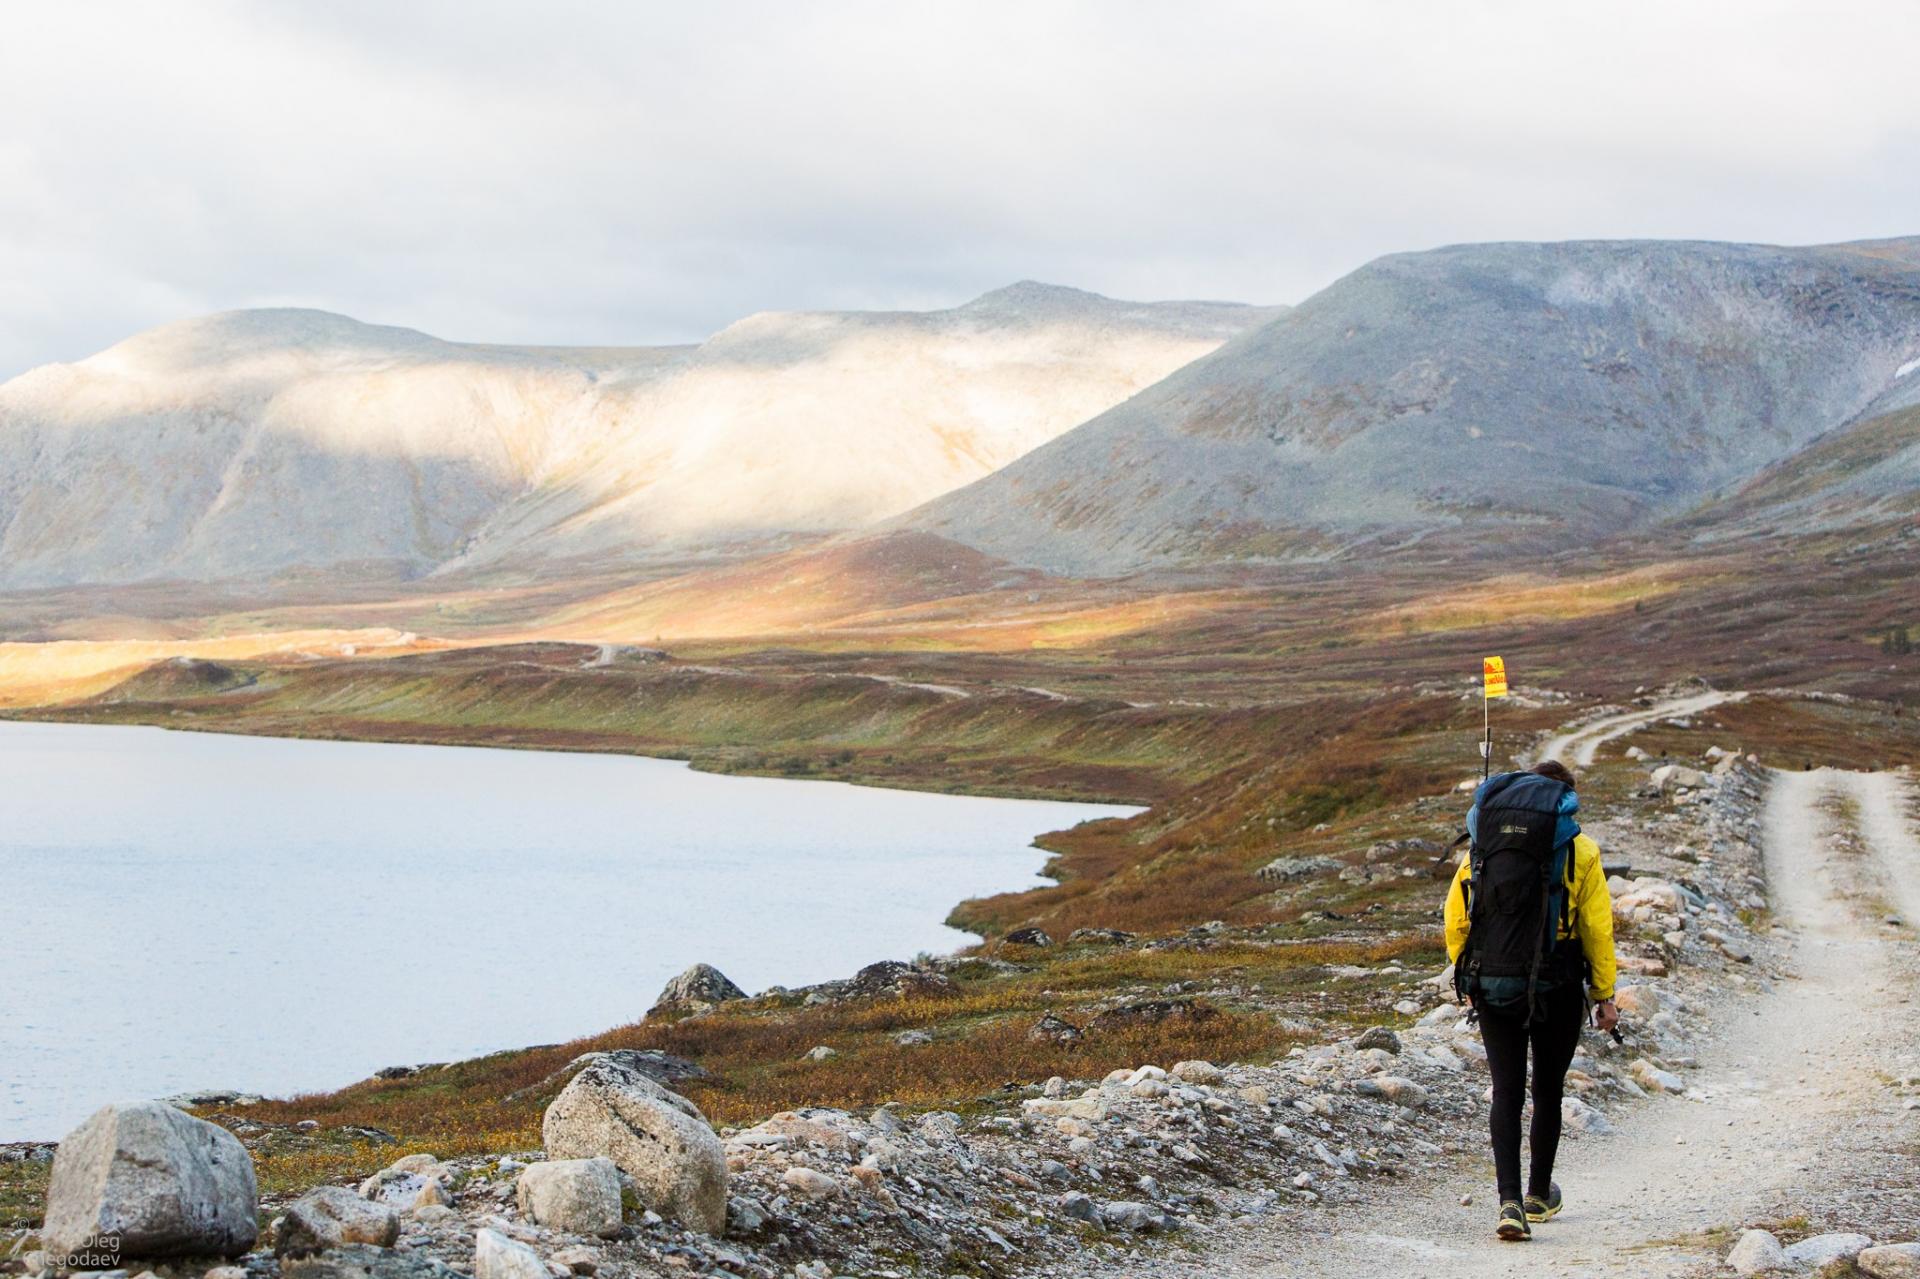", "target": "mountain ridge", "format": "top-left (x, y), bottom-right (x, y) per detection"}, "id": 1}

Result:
top-left (0, 287), bottom-right (1277, 589)
top-left (904, 236), bottom-right (1920, 574)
